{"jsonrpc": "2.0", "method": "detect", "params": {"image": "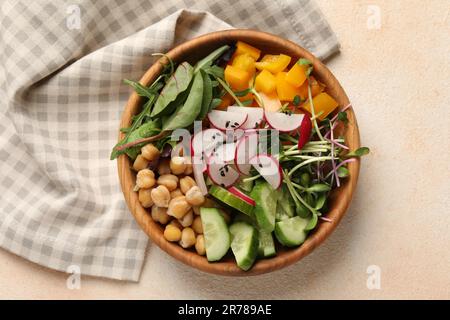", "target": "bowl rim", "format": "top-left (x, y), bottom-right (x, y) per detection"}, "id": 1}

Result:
top-left (117, 29), bottom-right (361, 276)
